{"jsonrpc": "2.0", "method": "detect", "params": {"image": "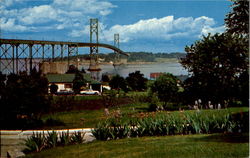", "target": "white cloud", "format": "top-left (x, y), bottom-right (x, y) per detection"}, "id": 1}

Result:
top-left (53, 0), bottom-right (116, 15)
top-left (0, 0), bottom-right (116, 32)
top-left (201, 25), bottom-right (225, 36)
top-left (19, 5), bottom-right (58, 25)
top-left (81, 15), bottom-right (224, 42)
top-left (0, 17), bottom-right (28, 32)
